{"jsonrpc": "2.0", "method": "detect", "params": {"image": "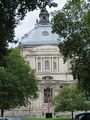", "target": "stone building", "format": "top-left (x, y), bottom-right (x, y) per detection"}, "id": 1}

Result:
top-left (17, 7), bottom-right (75, 117)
